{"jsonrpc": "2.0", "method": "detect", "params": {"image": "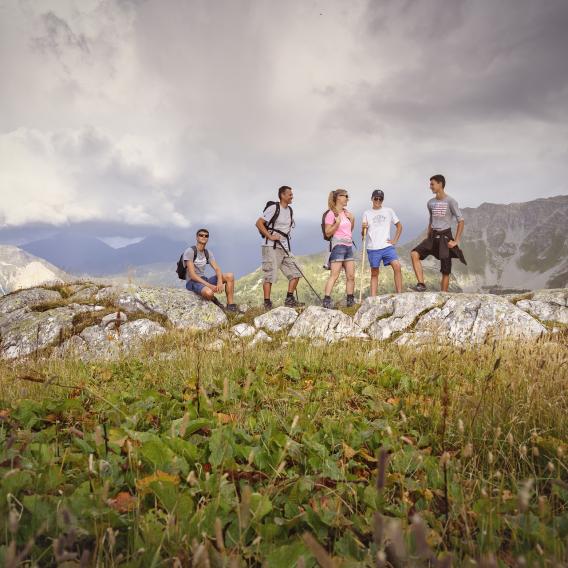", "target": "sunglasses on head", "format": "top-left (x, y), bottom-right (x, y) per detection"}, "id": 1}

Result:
top-left (198, 233), bottom-right (209, 238)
